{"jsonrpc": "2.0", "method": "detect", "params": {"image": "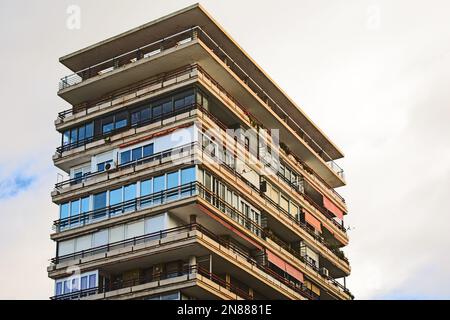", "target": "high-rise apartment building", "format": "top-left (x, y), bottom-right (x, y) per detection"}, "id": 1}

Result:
top-left (48, 4), bottom-right (352, 300)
